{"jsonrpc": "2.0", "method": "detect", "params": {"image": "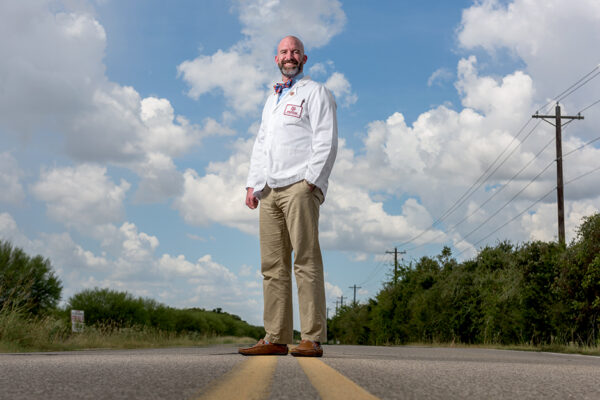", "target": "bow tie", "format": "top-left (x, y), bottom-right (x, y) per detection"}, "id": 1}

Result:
top-left (274, 80), bottom-right (293, 94)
